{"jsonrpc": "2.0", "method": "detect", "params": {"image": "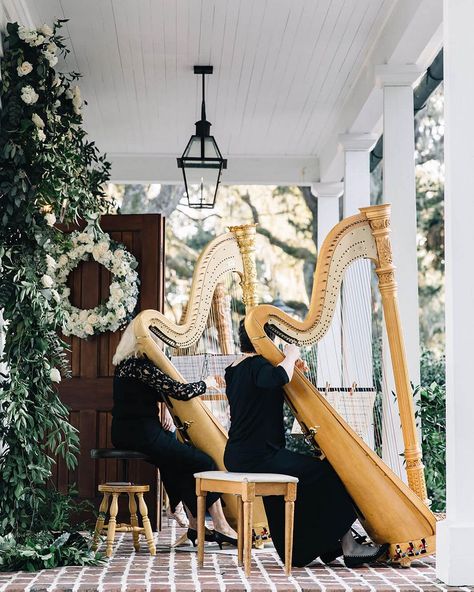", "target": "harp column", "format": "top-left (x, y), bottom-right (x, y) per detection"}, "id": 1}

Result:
top-left (375, 64), bottom-right (423, 478)
top-left (311, 182), bottom-right (343, 388)
top-left (437, 0), bottom-right (474, 585)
